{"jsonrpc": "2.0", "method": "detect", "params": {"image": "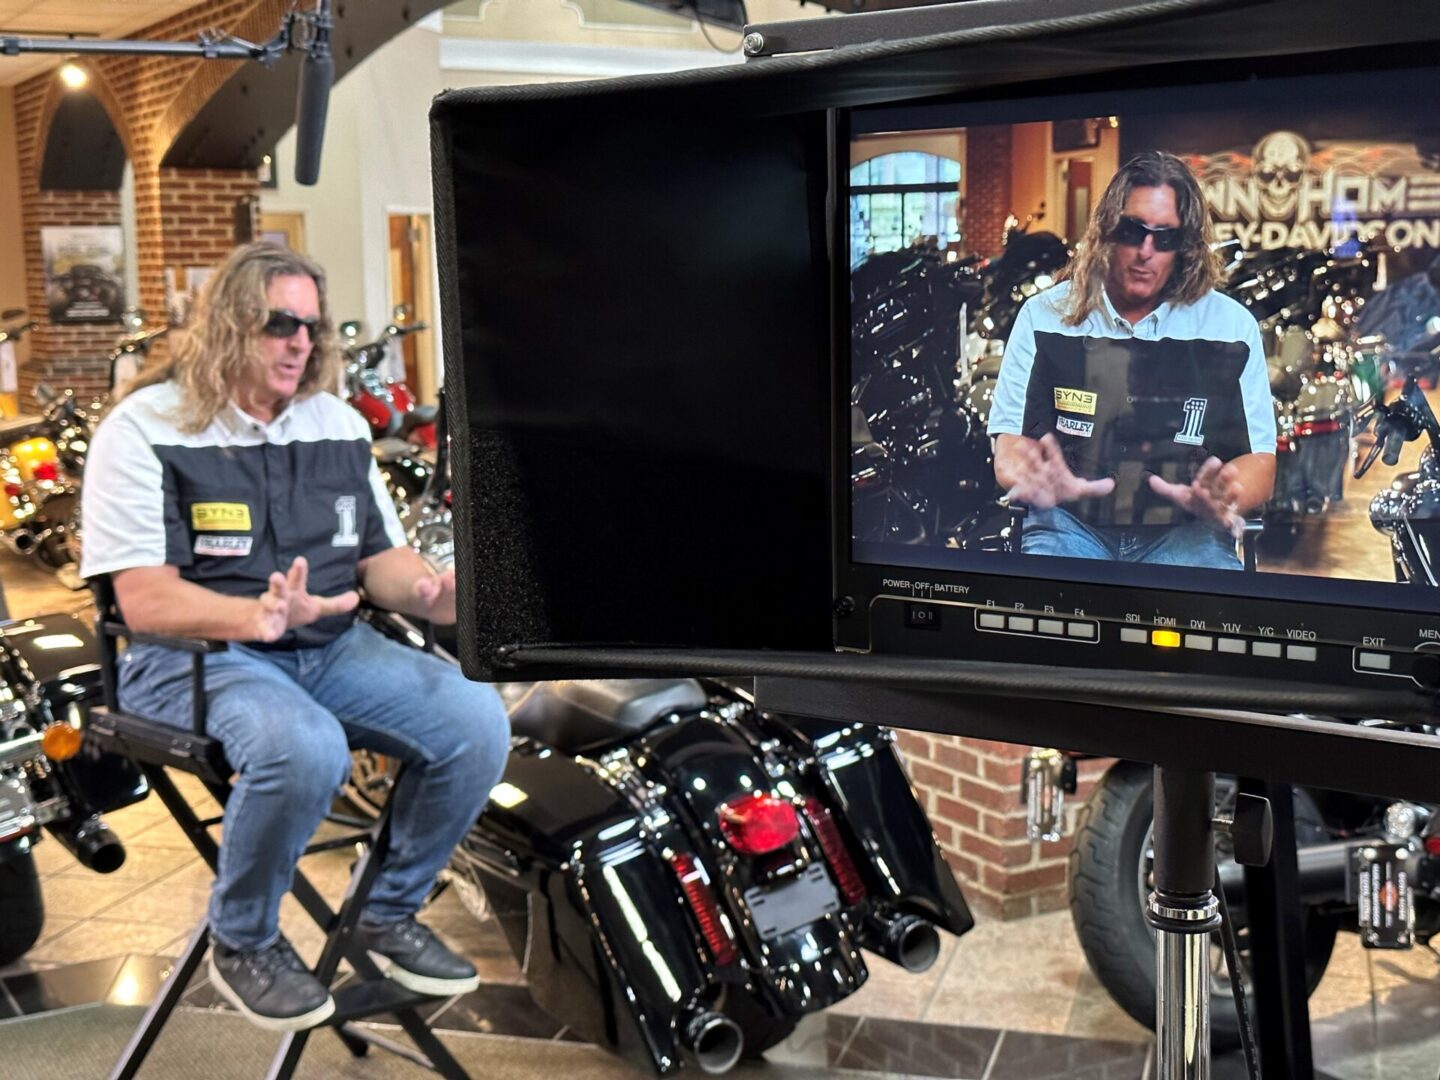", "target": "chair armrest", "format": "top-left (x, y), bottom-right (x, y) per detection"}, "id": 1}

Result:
top-left (98, 621), bottom-right (227, 735)
top-left (101, 622), bottom-right (229, 654)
